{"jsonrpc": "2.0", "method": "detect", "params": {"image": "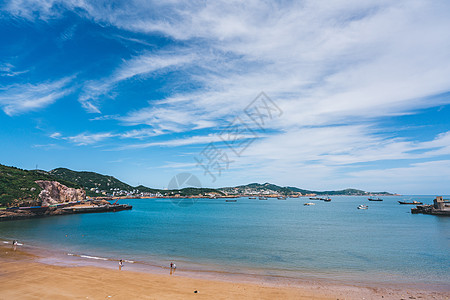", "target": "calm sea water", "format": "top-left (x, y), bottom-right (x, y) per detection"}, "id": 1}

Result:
top-left (1, 196), bottom-right (449, 288)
